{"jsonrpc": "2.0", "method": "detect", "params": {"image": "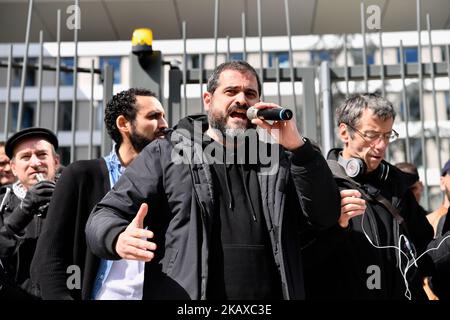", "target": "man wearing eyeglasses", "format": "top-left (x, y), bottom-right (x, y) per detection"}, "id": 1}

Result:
top-left (302, 93), bottom-right (433, 300)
